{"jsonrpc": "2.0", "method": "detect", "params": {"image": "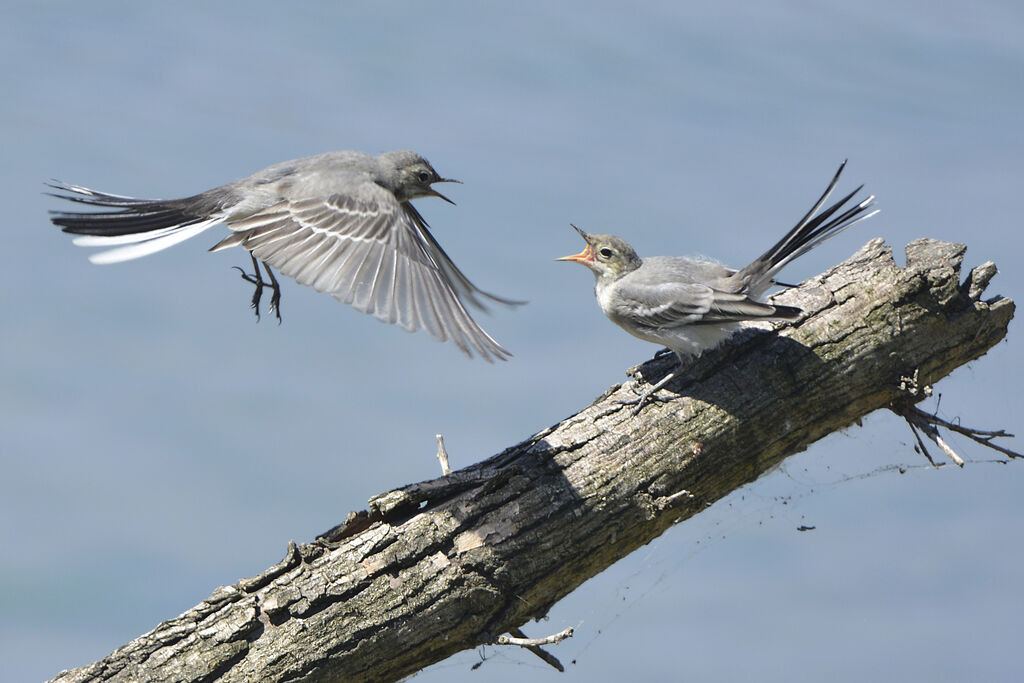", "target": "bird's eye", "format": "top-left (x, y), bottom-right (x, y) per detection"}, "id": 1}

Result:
top-left (599, 248), bottom-right (614, 258)
top-left (418, 171), bottom-right (431, 182)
